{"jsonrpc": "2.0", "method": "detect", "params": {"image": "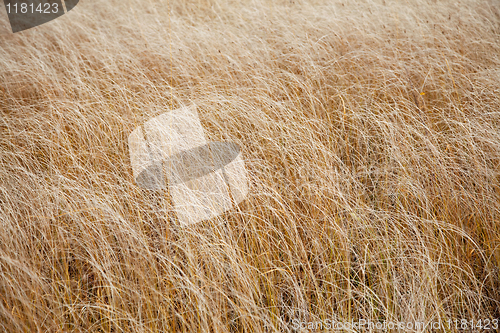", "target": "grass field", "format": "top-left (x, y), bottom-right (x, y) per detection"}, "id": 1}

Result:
top-left (1, 0), bottom-right (500, 331)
